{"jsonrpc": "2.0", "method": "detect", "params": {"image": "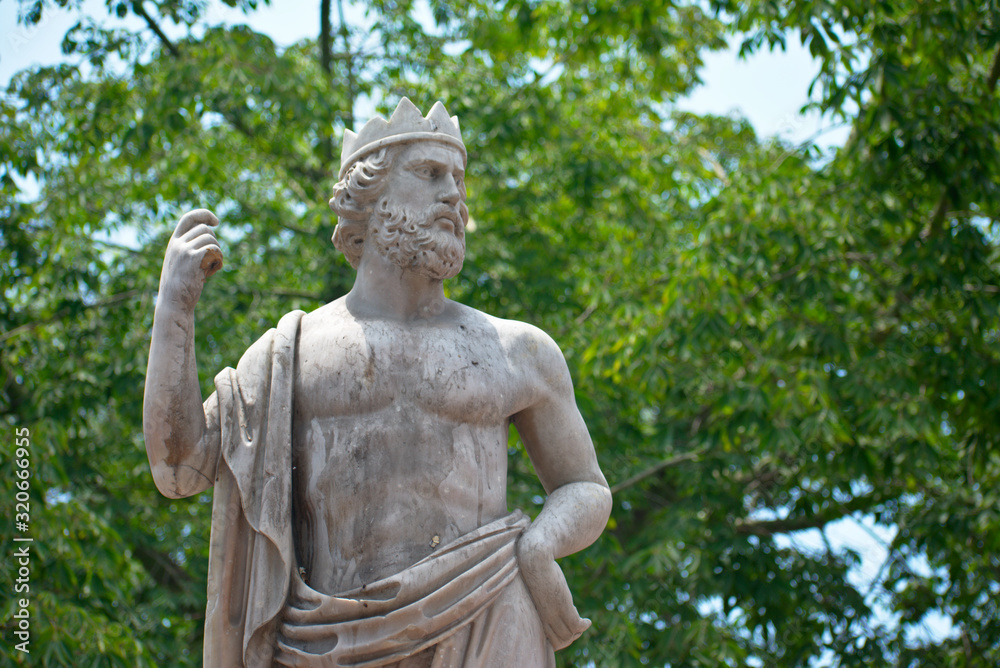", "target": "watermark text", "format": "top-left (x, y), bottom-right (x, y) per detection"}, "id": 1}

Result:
top-left (11, 426), bottom-right (33, 654)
